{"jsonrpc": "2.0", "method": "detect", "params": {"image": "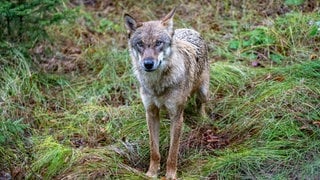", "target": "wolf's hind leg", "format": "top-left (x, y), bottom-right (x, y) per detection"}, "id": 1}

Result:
top-left (196, 74), bottom-right (209, 116)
